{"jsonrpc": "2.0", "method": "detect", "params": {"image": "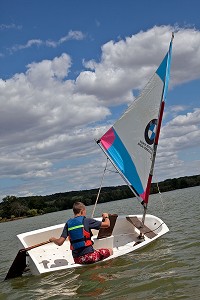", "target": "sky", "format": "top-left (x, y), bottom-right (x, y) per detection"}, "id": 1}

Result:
top-left (0, 0), bottom-right (200, 200)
